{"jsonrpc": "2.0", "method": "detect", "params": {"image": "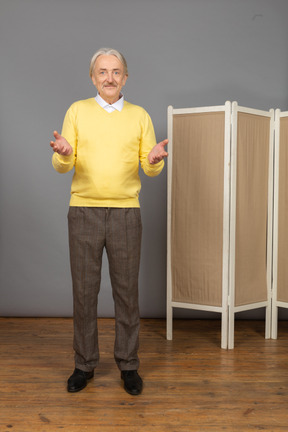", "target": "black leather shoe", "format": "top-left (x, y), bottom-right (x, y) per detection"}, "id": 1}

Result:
top-left (67, 368), bottom-right (94, 393)
top-left (121, 370), bottom-right (143, 395)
